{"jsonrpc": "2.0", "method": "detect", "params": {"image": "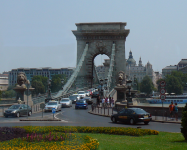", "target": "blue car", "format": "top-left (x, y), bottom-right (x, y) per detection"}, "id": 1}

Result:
top-left (75, 99), bottom-right (88, 109)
